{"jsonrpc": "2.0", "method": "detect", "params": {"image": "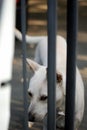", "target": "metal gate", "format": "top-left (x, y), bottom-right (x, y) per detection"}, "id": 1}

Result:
top-left (21, 0), bottom-right (78, 130)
